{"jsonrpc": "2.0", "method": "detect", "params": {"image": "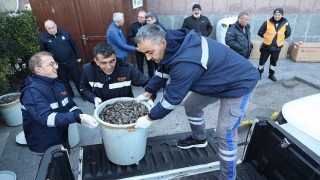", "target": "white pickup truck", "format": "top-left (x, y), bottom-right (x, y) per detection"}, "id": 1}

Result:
top-left (35, 94), bottom-right (320, 180)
